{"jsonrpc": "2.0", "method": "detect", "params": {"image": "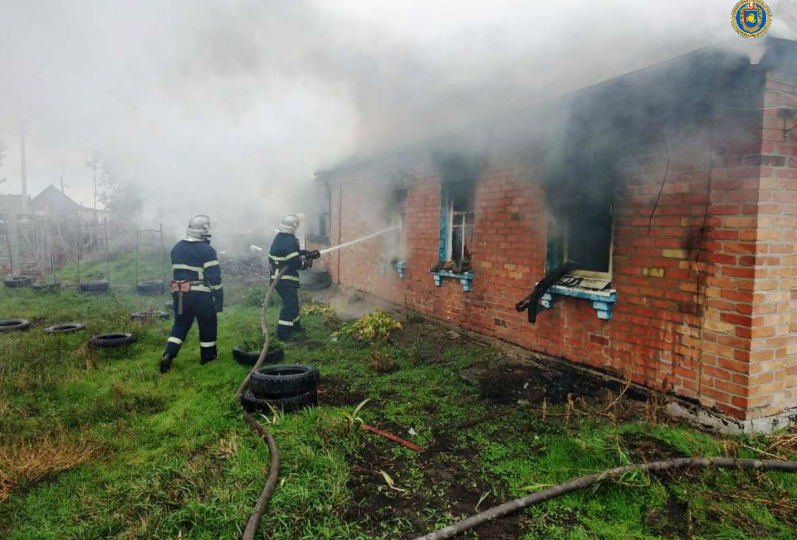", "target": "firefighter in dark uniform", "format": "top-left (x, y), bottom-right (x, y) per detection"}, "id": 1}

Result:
top-left (269, 214), bottom-right (319, 341)
top-left (160, 215), bottom-right (224, 373)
